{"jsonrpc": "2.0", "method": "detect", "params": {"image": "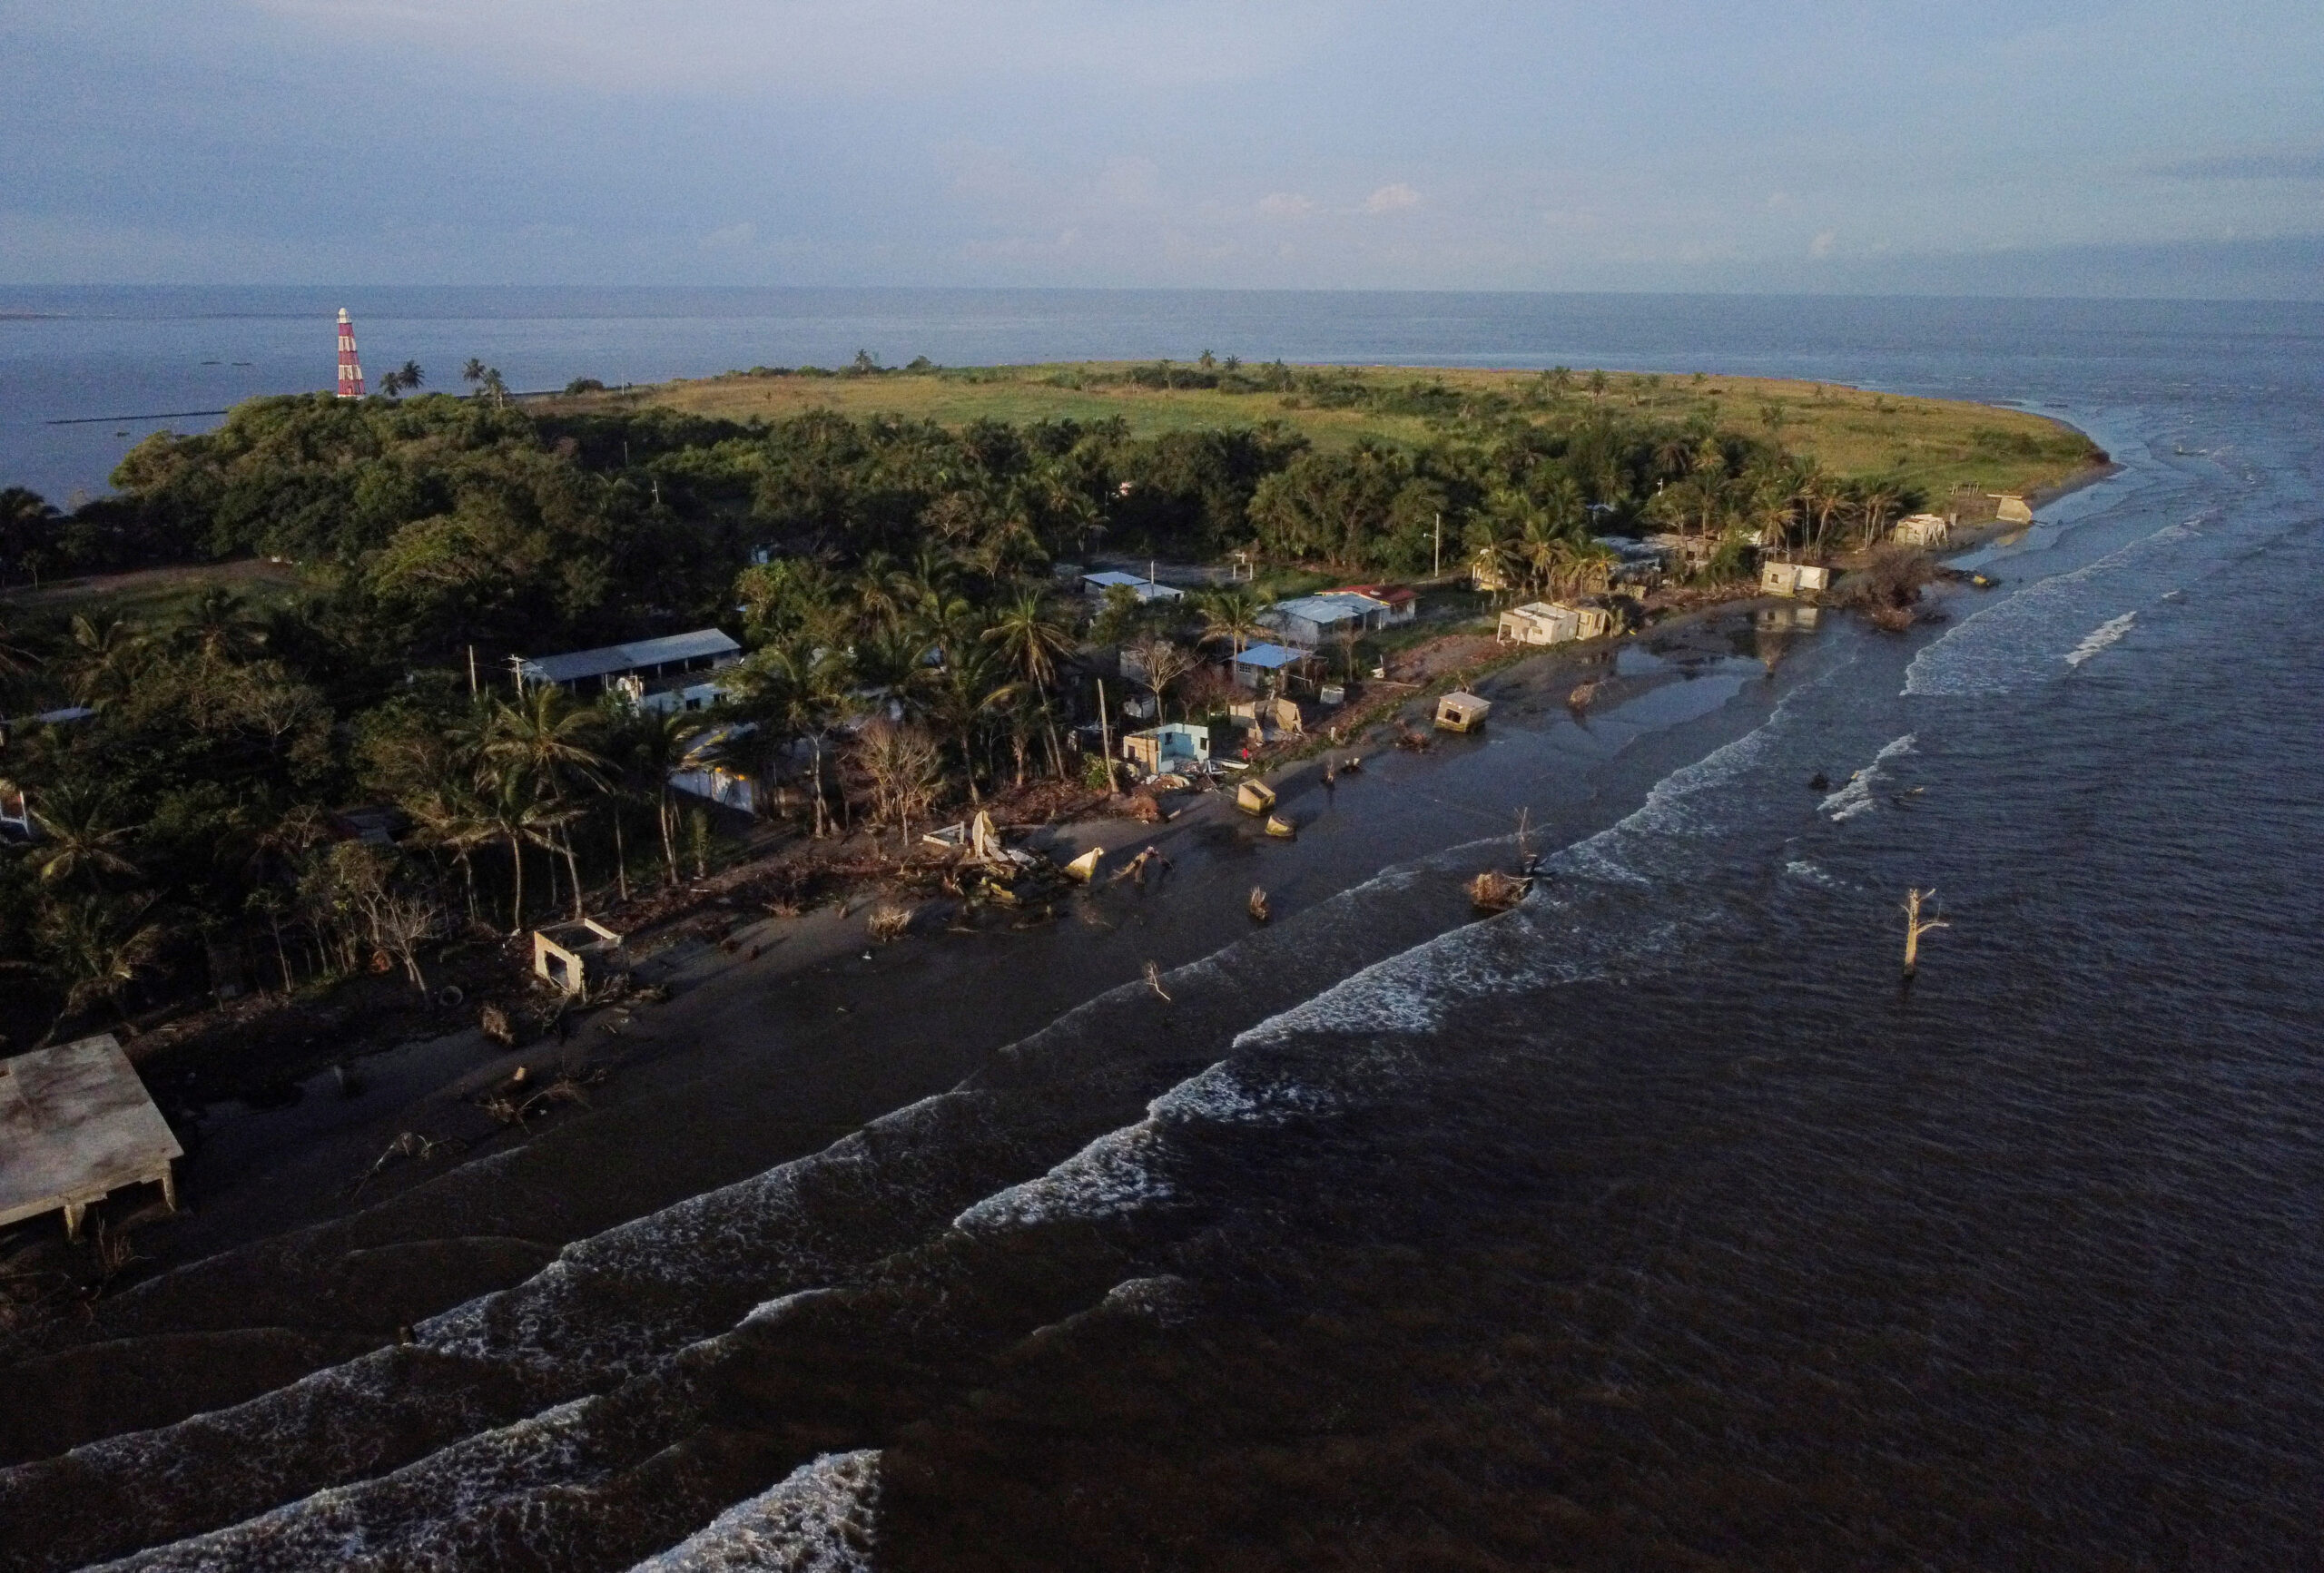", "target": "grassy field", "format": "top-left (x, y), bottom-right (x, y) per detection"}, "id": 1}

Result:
top-left (536, 361), bottom-right (2105, 516)
top-left (0, 559), bottom-right (308, 623)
